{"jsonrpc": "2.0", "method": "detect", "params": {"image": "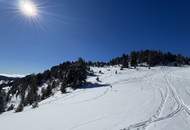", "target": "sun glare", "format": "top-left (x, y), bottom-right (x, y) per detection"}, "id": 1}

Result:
top-left (19, 0), bottom-right (38, 17)
top-left (5, 0), bottom-right (64, 30)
